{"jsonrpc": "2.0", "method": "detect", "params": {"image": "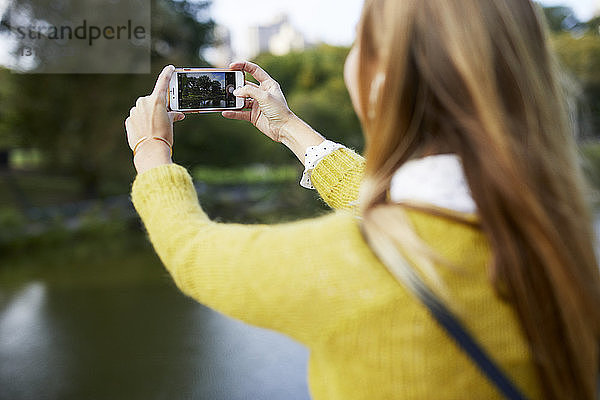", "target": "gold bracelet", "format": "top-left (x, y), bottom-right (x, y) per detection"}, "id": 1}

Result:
top-left (132, 136), bottom-right (173, 157)
top-left (151, 136), bottom-right (173, 157)
top-left (132, 136), bottom-right (149, 155)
